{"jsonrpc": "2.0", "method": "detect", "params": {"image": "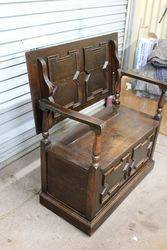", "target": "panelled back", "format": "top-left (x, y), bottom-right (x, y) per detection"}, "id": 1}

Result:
top-left (84, 43), bottom-right (109, 100)
top-left (26, 33), bottom-right (119, 134)
top-left (47, 49), bottom-right (82, 108)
